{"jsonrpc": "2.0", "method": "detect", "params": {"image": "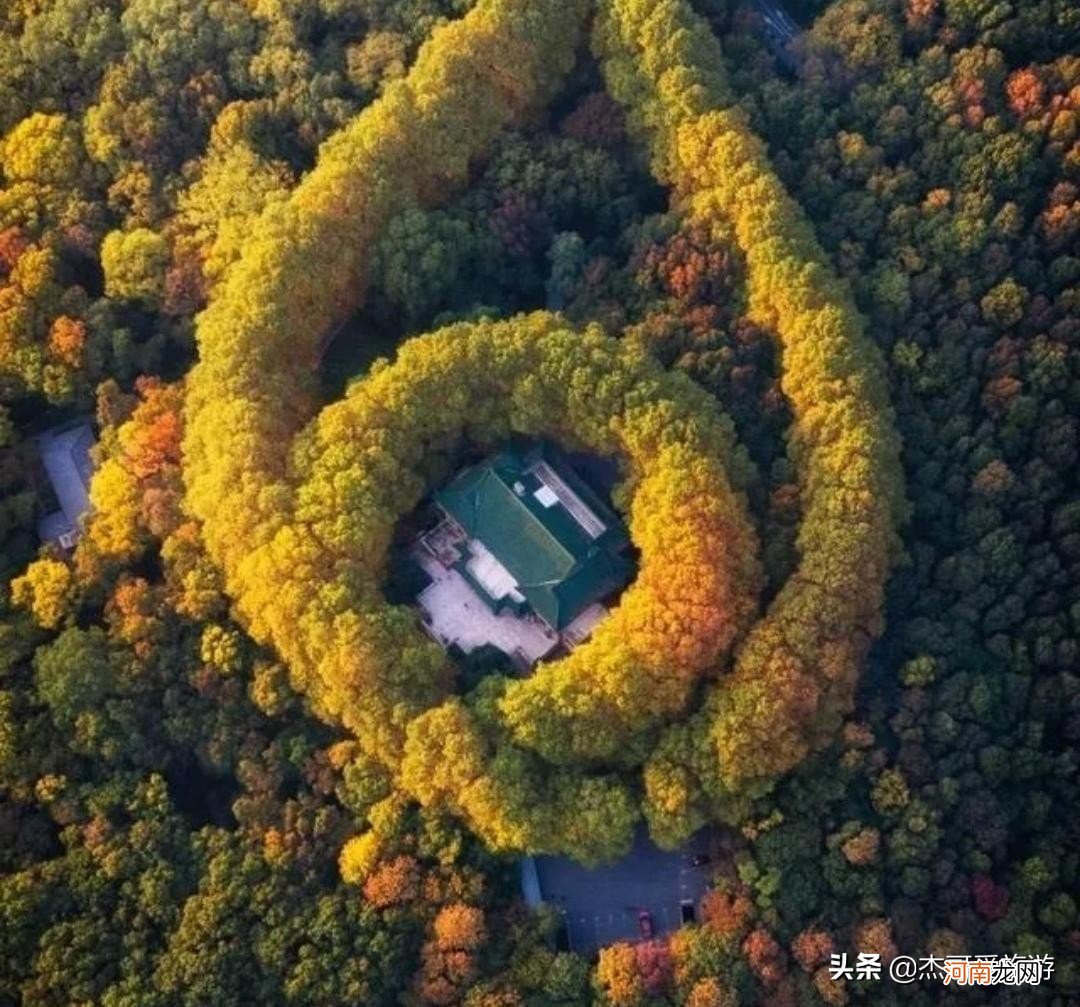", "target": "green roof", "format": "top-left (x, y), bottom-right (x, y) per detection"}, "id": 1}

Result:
top-left (435, 447), bottom-right (633, 630)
